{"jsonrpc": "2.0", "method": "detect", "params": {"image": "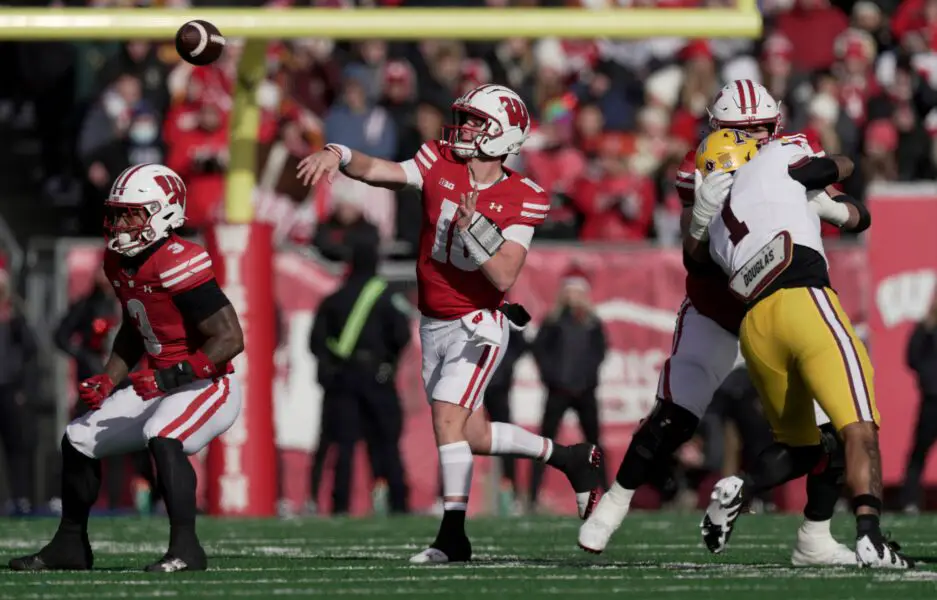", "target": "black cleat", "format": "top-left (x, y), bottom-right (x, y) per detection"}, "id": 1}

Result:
top-left (560, 443), bottom-right (604, 519)
top-left (144, 549), bottom-right (207, 573)
top-left (9, 535), bottom-right (93, 571)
